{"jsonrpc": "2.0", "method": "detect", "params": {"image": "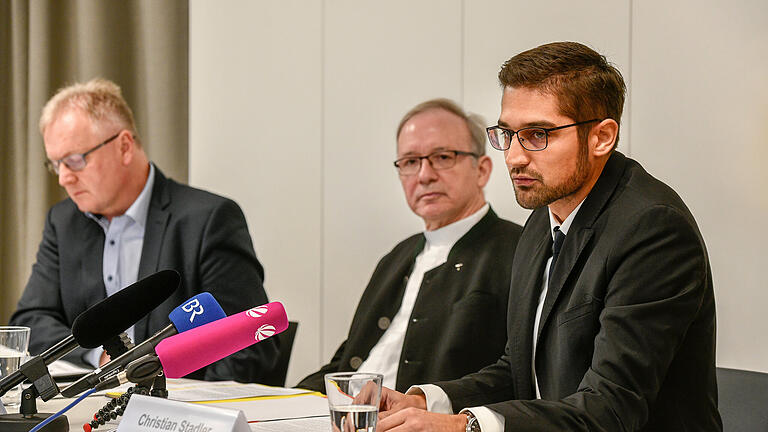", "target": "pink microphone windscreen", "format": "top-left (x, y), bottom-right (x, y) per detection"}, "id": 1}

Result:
top-left (154, 301), bottom-right (288, 379)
